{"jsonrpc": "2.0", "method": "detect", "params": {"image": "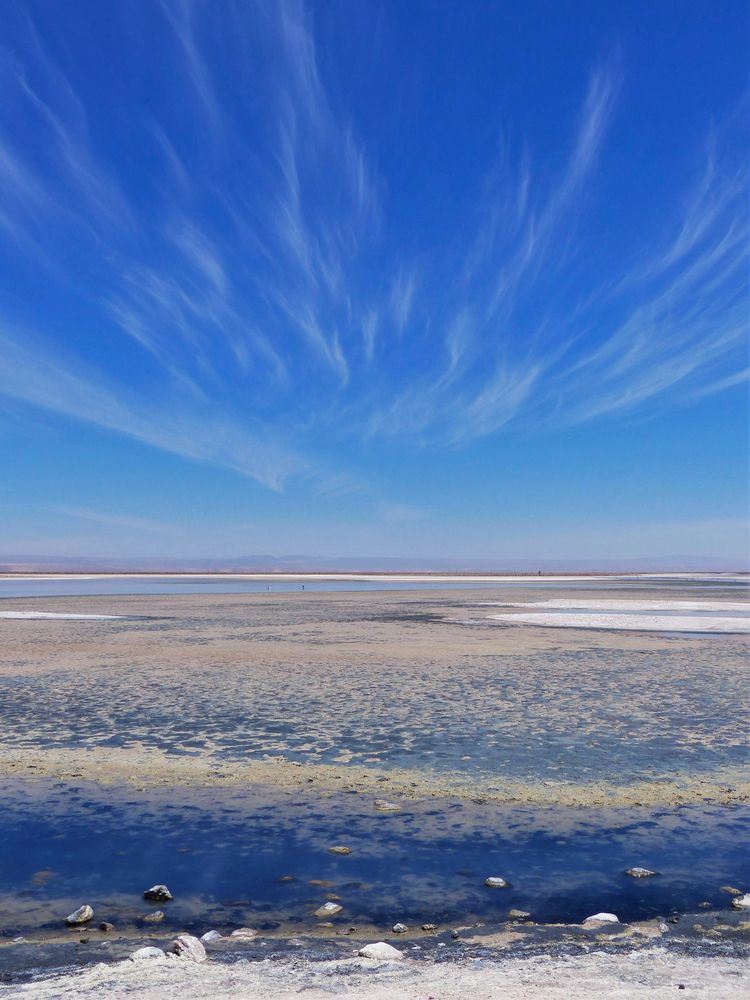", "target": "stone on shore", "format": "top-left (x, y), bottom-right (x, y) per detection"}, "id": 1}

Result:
top-left (392, 922), bottom-right (408, 933)
top-left (508, 909), bottom-right (531, 920)
top-left (721, 886), bottom-right (742, 895)
top-left (625, 867), bottom-right (658, 878)
top-left (314, 901), bottom-right (343, 918)
top-left (731, 893), bottom-right (750, 910)
top-left (484, 876), bottom-right (509, 888)
top-left (98, 922), bottom-right (114, 932)
top-left (143, 884), bottom-right (173, 902)
top-left (584, 912), bottom-right (620, 924)
top-left (358, 941), bottom-right (405, 960)
top-left (170, 934), bottom-right (207, 962)
top-left (141, 910), bottom-right (164, 923)
top-left (230, 927), bottom-right (258, 940)
top-left (65, 905), bottom-right (93, 926)
top-left (373, 800), bottom-right (400, 812)
top-left (131, 947), bottom-right (165, 960)
top-left (421, 923), bottom-right (437, 931)
top-left (201, 930), bottom-right (223, 942)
